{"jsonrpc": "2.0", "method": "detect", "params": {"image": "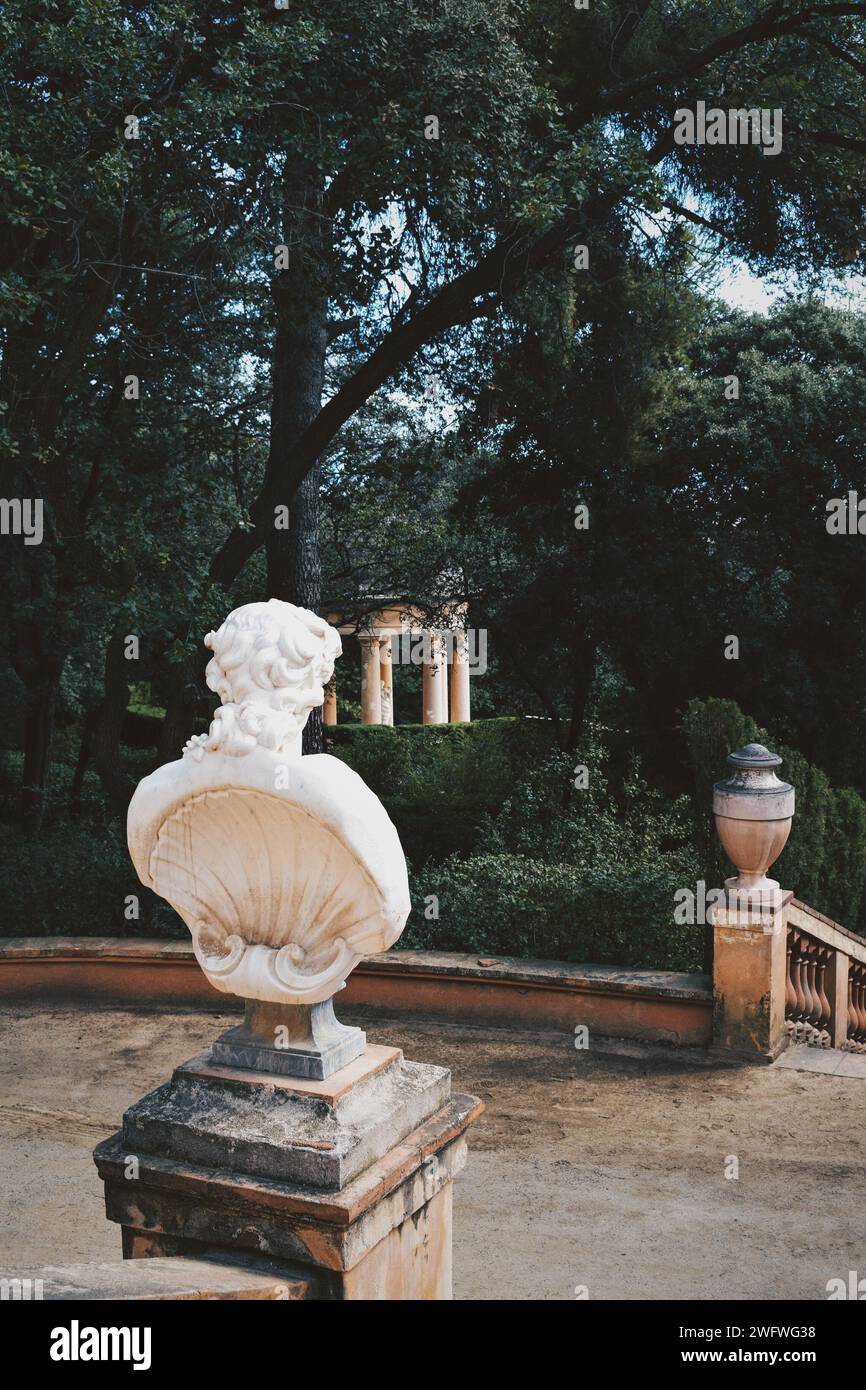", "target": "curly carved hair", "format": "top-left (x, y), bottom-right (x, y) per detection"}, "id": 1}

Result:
top-left (188, 600), bottom-right (341, 756)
